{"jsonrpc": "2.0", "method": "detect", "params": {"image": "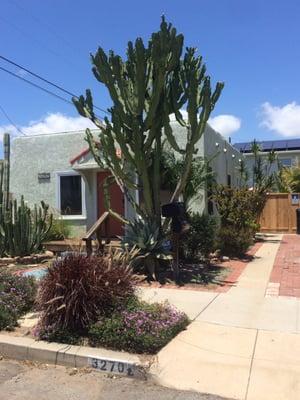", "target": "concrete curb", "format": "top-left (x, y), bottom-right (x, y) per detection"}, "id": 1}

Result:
top-left (0, 334), bottom-right (149, 379)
